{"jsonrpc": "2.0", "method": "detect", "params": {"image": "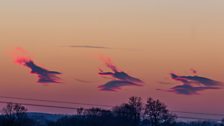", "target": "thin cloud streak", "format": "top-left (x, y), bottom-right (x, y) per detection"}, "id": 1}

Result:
top-left (66, 45), bottom-right (138, 51)
top-left (68, 45), bottom-right (112, 49)
top-left (74, 78), bottom-right (97, 83)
